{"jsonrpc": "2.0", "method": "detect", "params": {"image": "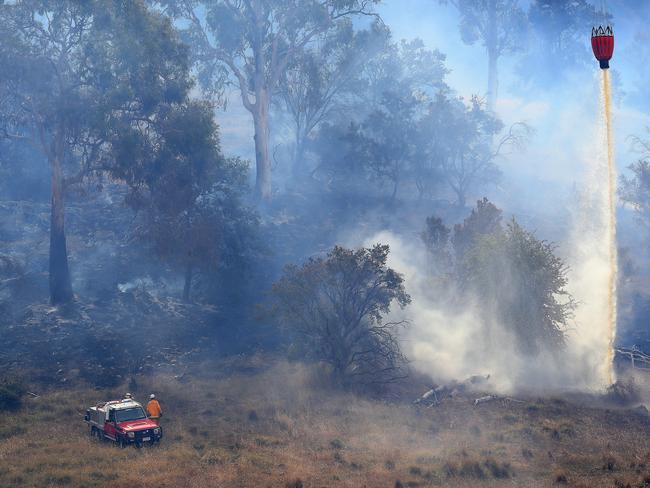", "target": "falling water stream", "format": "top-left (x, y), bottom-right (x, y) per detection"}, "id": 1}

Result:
top-left (601, 69), bottom-right (617, 385)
